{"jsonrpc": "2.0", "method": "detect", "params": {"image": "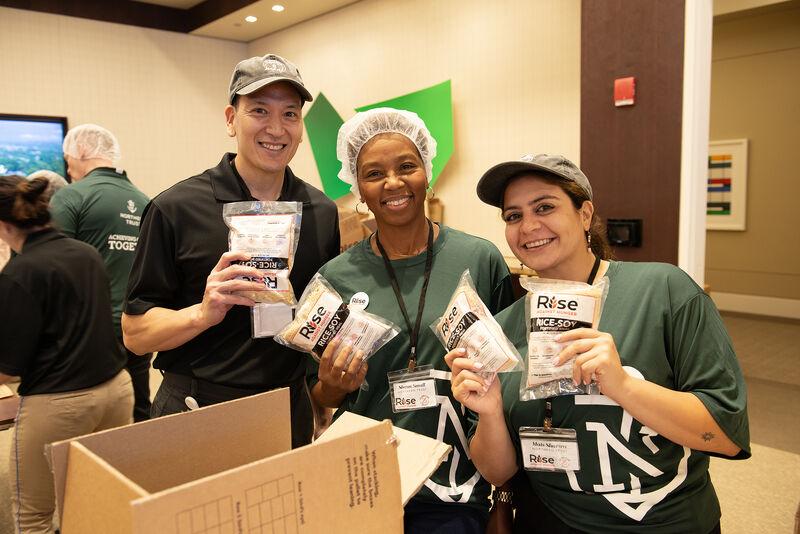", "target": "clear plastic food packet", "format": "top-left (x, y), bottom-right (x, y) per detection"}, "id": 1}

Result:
top-left (275, 274), bottom-right (400, 368)
top-left (222, 201), bottom-right (302, 306)
top-left (431, 270), bottom-right (522, 384)
top-left (520, 276), bottom-right (609, 400)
